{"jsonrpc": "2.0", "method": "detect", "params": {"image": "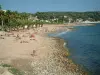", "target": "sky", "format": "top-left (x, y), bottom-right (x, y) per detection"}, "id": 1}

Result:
top-left (0, 0), bottom-right (100, 13)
